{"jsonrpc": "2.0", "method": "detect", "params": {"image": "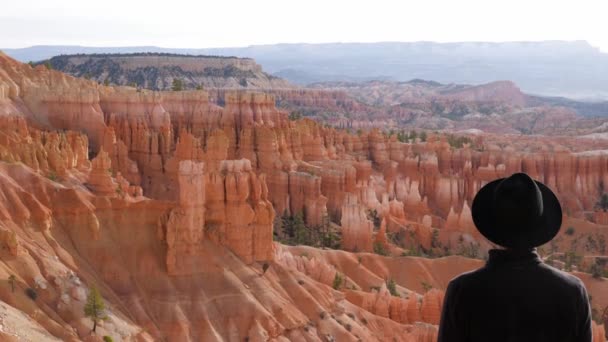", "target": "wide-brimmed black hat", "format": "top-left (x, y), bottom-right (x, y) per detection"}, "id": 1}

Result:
top-left (471, 173), bottom-right (562, 249)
